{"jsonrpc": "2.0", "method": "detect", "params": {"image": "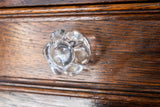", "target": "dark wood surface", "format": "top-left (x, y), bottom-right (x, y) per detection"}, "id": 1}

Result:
top-left (0, 2), bottom-right (159, 22)
top-left (0, 1), bottom-right (160, 107)
top-left (0, 0), bottom-right (155, 7)
top-left (0, 21), bottom-right (160, 84)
